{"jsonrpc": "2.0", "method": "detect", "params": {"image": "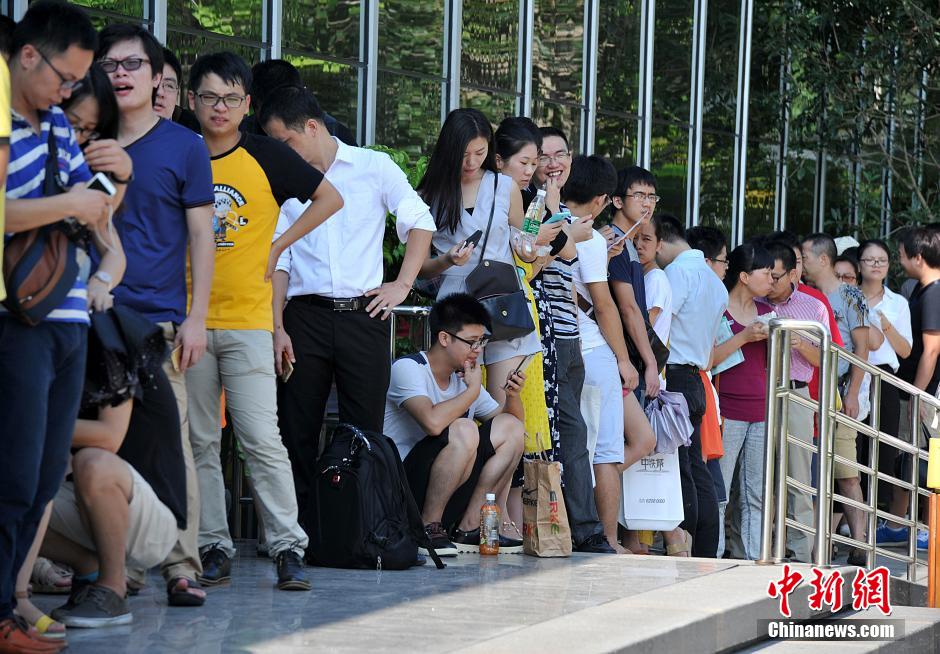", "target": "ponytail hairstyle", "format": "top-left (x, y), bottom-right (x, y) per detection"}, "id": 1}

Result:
top-left (417, 108), bottom-right (496, 234)
top-left (725, 241), bottom-right (774, 293)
